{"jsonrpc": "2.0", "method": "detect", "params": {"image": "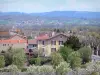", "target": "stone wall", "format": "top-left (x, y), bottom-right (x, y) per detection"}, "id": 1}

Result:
top-left (0, 72), bottom-right (100, 75)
